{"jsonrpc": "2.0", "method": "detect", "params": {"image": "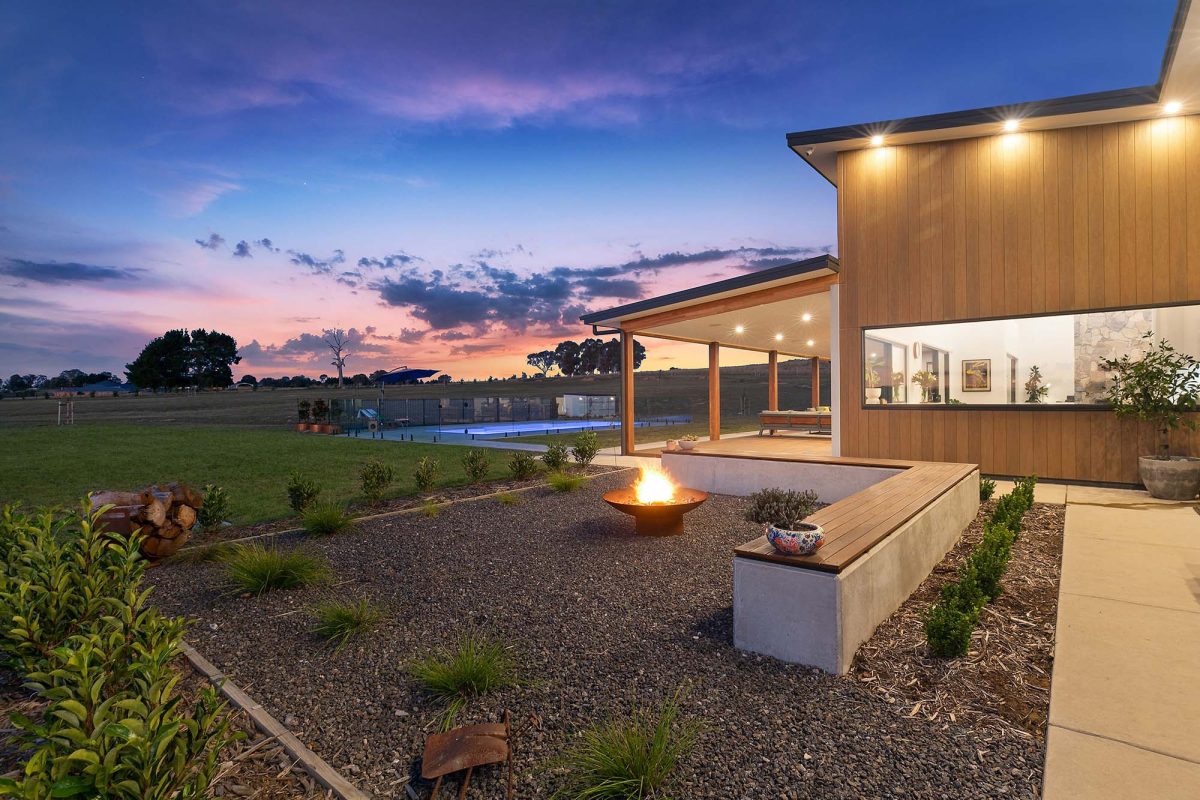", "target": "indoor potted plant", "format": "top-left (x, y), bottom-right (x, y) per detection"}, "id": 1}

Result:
top-left (911, 370), bottom-right (936, 403)
top-left (1102, 334), bottom-right (1200, 500)
top-left (679, 433), bottom-right (699, 451)
top-left (744, 487), bottom-right (824, 555)
top-left (1024, 366), bottom-right (1049, 403)
top-left (864, 354), bottom-right (883, 404)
